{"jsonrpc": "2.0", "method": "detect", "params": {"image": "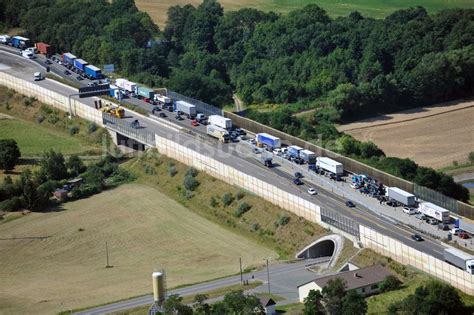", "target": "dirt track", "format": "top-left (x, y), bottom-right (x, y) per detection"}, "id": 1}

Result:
top-left (338, 100), bottom-right (474, 169)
